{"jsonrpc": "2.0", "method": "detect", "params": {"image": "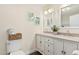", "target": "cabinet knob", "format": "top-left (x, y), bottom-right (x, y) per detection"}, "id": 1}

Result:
top-left (61, 50), bottom-right (66, 55)
top-left (64, 51), bottom-right (66, 55)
